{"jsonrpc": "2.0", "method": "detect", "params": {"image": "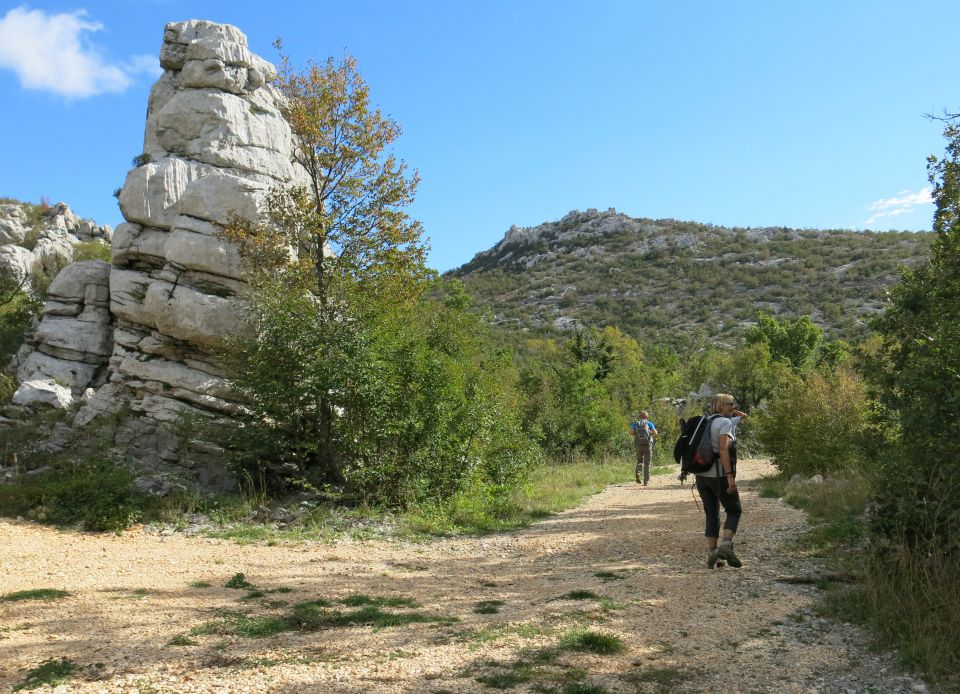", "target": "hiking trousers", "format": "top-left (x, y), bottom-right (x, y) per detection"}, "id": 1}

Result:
top-left (695, 475), bottom-right (742, 537)
top-left (634, 443), bottom-right (652, 484)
